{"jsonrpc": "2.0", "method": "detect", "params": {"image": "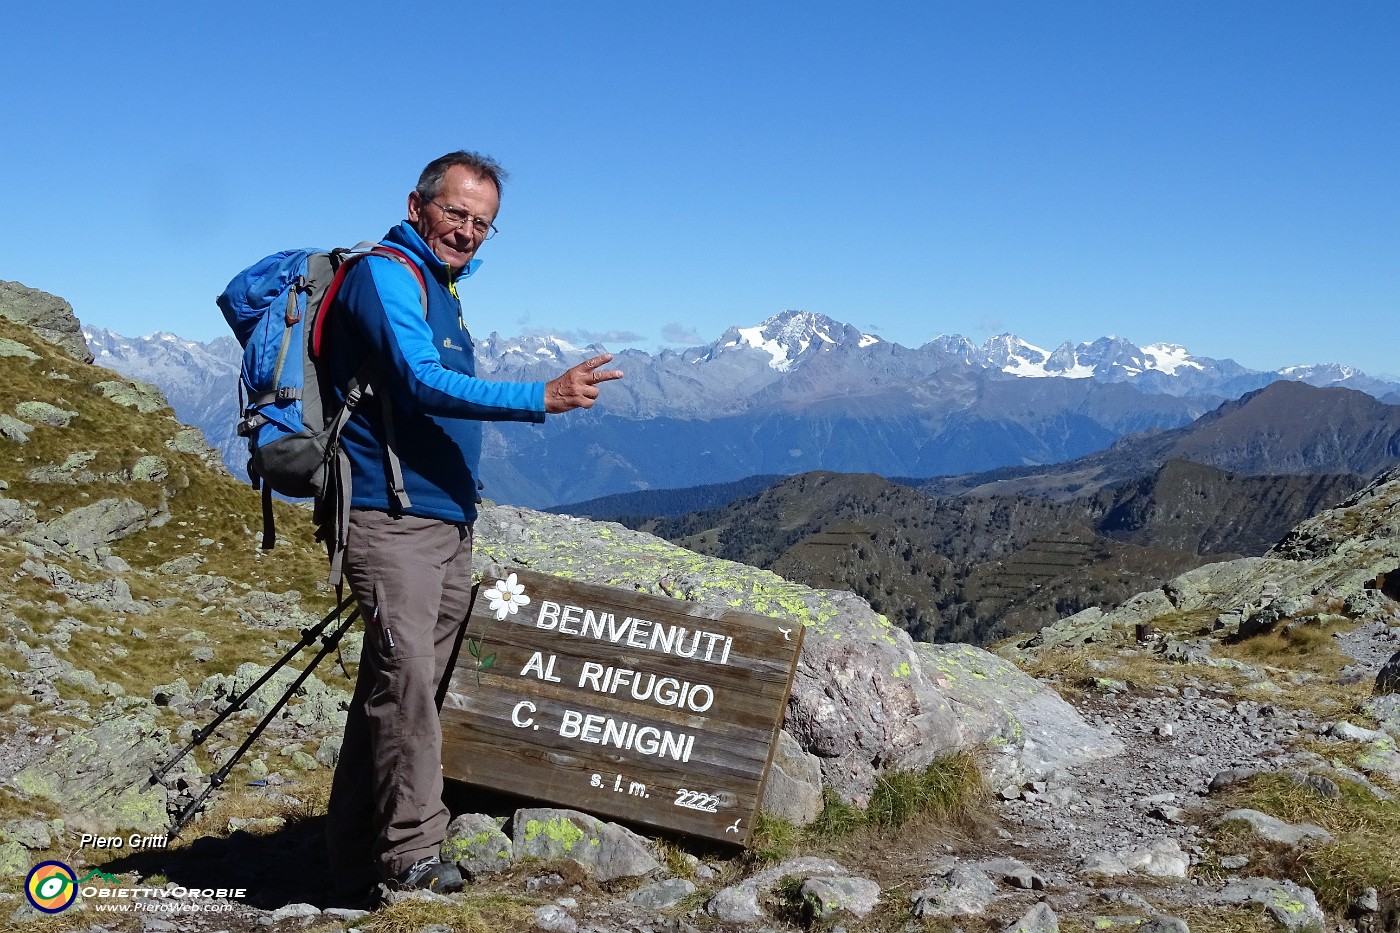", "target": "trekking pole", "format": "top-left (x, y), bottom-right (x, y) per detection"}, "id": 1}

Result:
top-left (169, 606), bottom-right (360, 838)
top-left (149, 594), bottom-right (356, 786)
